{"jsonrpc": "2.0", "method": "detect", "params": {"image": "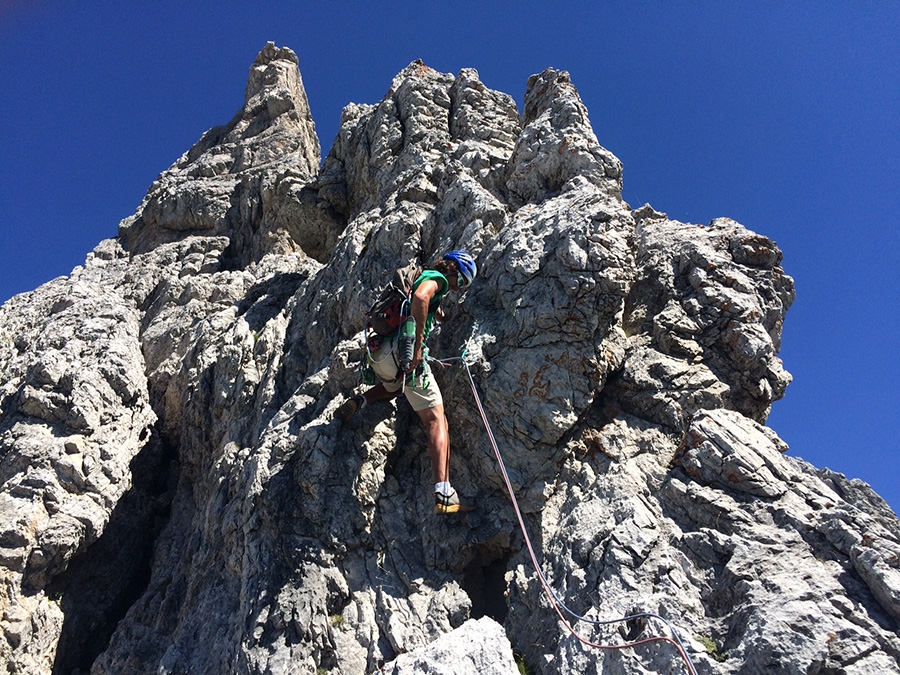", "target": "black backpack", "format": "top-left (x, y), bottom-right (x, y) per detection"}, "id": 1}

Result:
top-left (366, 262), bottom-right (423, 337)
